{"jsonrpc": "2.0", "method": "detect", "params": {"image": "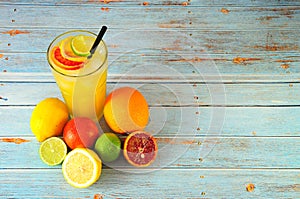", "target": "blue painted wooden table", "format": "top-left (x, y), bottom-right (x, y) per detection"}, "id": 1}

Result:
top-left (0, 0), bottom-right (299, 198)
